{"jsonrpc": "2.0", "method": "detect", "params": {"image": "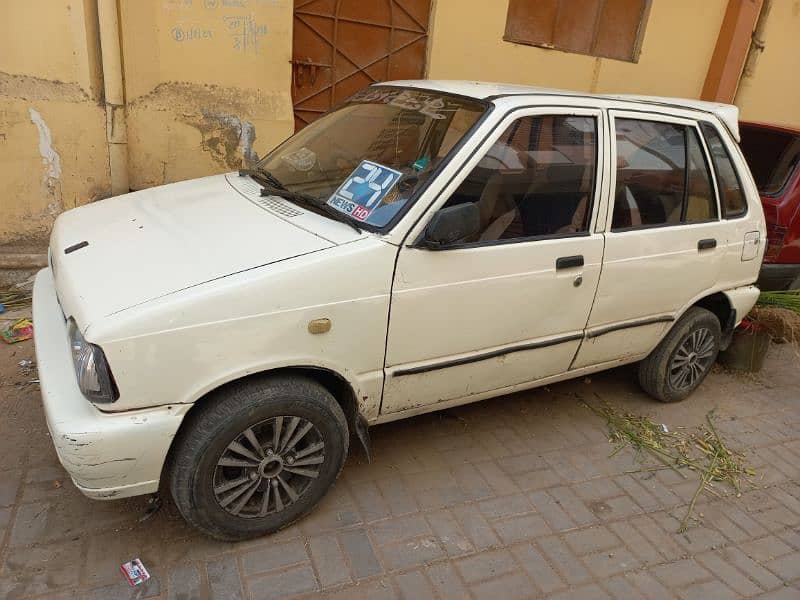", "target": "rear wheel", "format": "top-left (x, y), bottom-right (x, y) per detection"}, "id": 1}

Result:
top-left (169, 376), bottom-right (348, 541)
top-left (638, 307), bottom-right (721, 403)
